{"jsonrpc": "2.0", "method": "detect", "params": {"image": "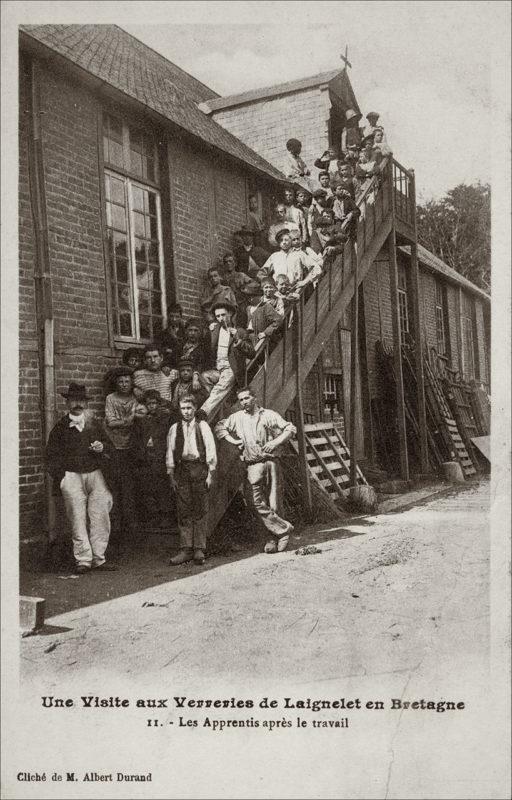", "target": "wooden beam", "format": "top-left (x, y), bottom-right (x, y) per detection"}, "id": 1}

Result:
top-left (388, 229), bottom-right (409, 480)
top-left (349, 240), bottom-right (359, 487)
top-left (294, 297), bottom-right (313, 515)
top-left (409, 170), bottom-right (429, 473)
